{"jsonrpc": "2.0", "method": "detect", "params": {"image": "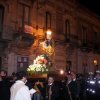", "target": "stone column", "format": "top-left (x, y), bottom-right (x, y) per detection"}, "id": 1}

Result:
top-left (8, 52), bottom-right (17, 76)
